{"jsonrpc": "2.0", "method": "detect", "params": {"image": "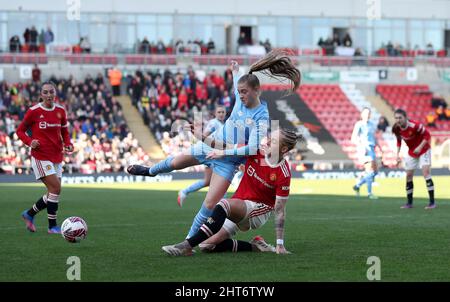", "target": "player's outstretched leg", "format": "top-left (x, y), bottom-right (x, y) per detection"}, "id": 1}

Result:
top-left (178, 180), bottom-right (207, 207)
